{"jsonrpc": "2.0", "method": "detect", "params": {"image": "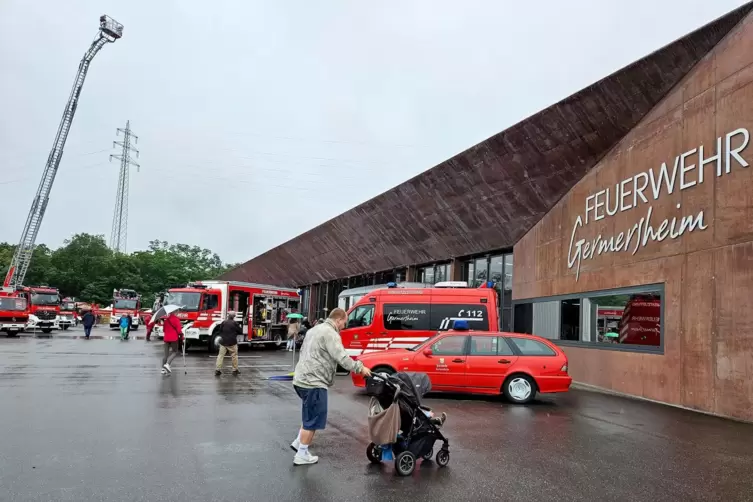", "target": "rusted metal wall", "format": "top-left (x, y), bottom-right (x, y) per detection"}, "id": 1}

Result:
top-left (222, 3), bottom-right (753, 288)
top-left (512, 6), bottom-right (753, 421)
